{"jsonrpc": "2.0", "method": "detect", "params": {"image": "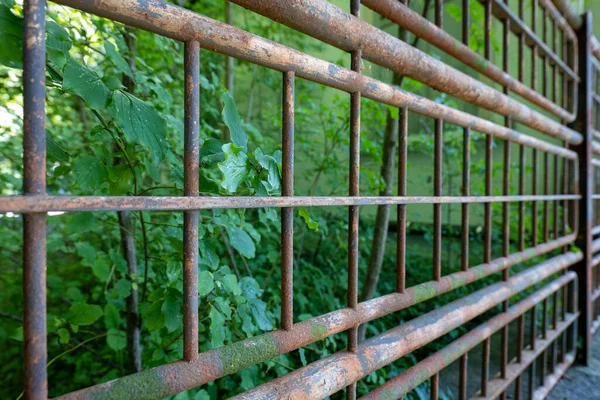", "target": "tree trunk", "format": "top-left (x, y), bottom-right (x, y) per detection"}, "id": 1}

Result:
top-left (118, 28), bottom-right (142, 373)
top-left (118, 211), bottom-right (142, 373)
